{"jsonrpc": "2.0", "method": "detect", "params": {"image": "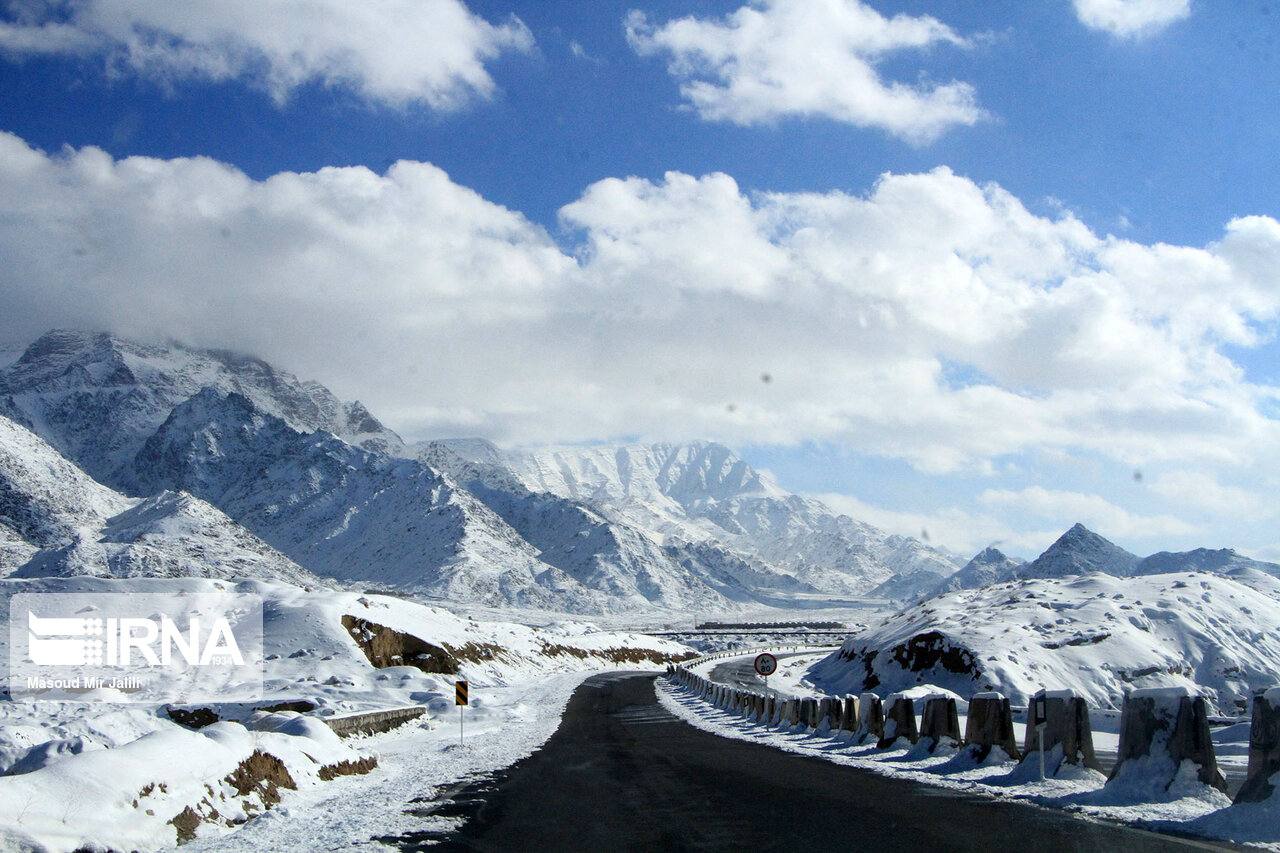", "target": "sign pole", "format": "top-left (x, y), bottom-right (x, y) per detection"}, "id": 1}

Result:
top-left (456, 680), bottom-right (469, 745)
